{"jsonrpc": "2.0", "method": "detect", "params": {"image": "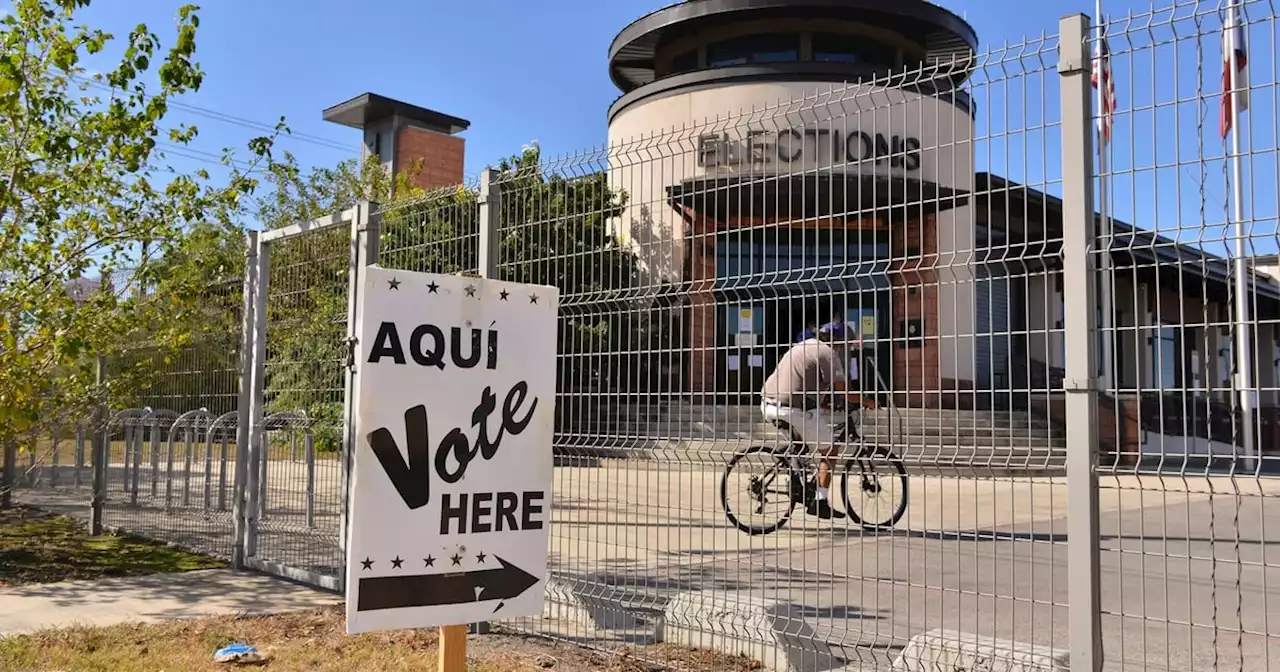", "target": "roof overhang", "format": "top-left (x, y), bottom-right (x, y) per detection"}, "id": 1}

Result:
top-left (609, 0), bottom-right (979, 92)
top-left (322, 93), bottom-right (470, 134)
top-left (667, 172), bottom-right (969, 224)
